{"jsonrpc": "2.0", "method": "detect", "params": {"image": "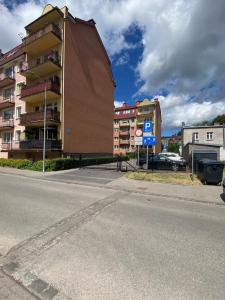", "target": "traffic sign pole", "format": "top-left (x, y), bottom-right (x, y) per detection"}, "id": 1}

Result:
top-left (137, 145), bottom-right (139, 168)
top-left (146, 145), bottom-right (149, 170)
